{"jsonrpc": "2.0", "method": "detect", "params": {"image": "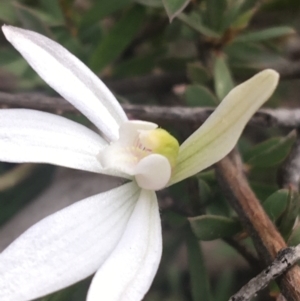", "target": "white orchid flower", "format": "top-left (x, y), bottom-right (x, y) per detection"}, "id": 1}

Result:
top-left (0, 25), bottom-right (279, 301)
